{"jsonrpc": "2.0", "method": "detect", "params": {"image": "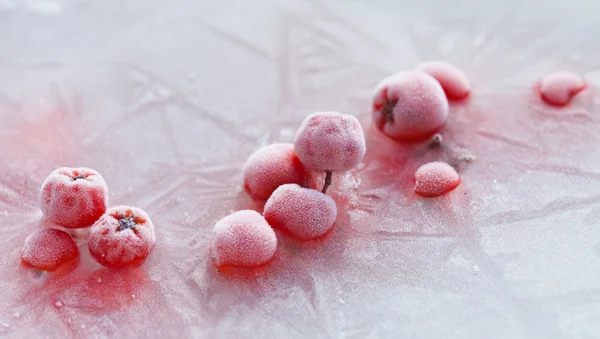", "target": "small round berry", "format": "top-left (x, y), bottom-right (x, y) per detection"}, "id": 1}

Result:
top-left (264, 184), bottom-right (337, 240)
top-left (417, 61), bottom-right (471, 100)
top-left (539, 71), bottom-right (586, 107)
top-left (372, 71), bottom-right (449, 142)
top-left (243, 143), bottom-right (306, 201)
top-left (293, 111), bottom-right (366, 172)
top-left (414, 161), bottom-right (460, 198)
top-left (88, 206), bottom-right (156, 268)
top-left (21, 228), bottom-right (80, 272)
top-left (39, 167), bottom-right (108, 229)
top-left (212, 210), bottom-right (277, 268)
